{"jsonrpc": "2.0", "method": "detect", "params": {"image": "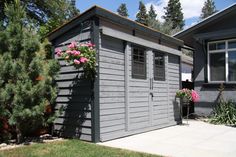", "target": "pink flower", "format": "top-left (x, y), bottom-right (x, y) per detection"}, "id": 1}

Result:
top-left (86, 42), bottom-right (95, 47)
top-left (74, 59), bottom-right (80, 65)
top-left (68, 41), bottom-right (77, 49)
top-left (70, 50), bottom-right (76, 55)
top-left (55, 48), bottom-right (62, 53)
top-left (80, 57), bottom-right (89, 63)
top-left (55, 48), bottom-right (62, 56)
top-left (191, 90), bottom-right (200, 102)
top-left (56, 51), bottom-right (62, 57)
top-left (73, 50), bottom-right (80, 56)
